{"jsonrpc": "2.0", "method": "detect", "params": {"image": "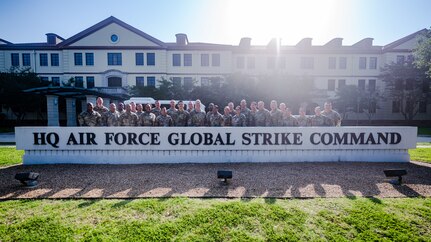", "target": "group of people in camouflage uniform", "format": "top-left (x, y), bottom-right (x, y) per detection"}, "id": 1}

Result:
top-left (78, 97), bottom-right (341, 127)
